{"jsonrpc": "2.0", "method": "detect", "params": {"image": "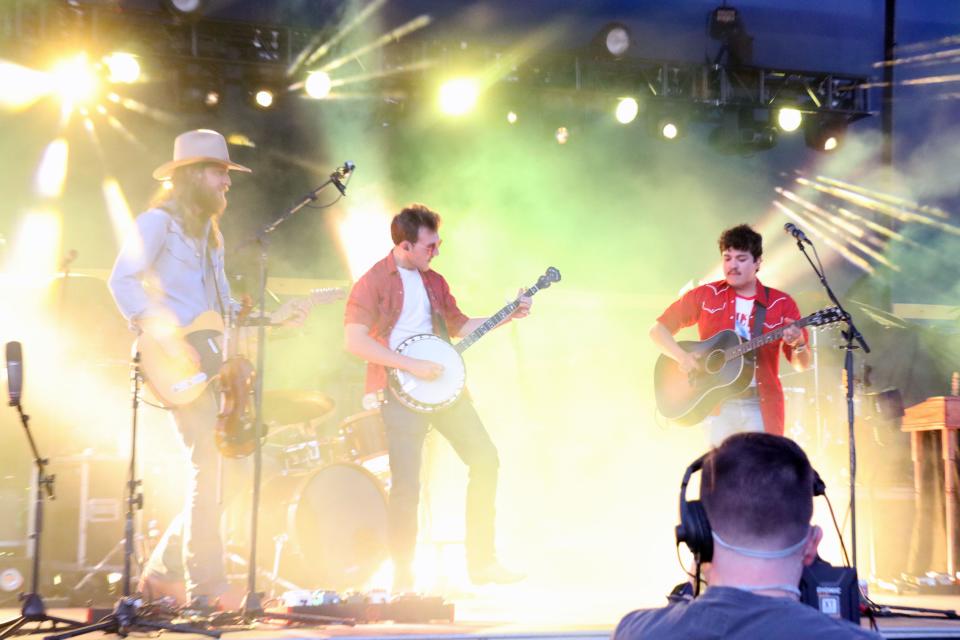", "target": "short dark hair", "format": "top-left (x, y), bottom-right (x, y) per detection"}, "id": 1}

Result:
top-left (391, 203), bottom-right (441, 245)
top-left (718, 224), bottom-right (763, 261)
top-left (701, 433), bottom-right (814, 548)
